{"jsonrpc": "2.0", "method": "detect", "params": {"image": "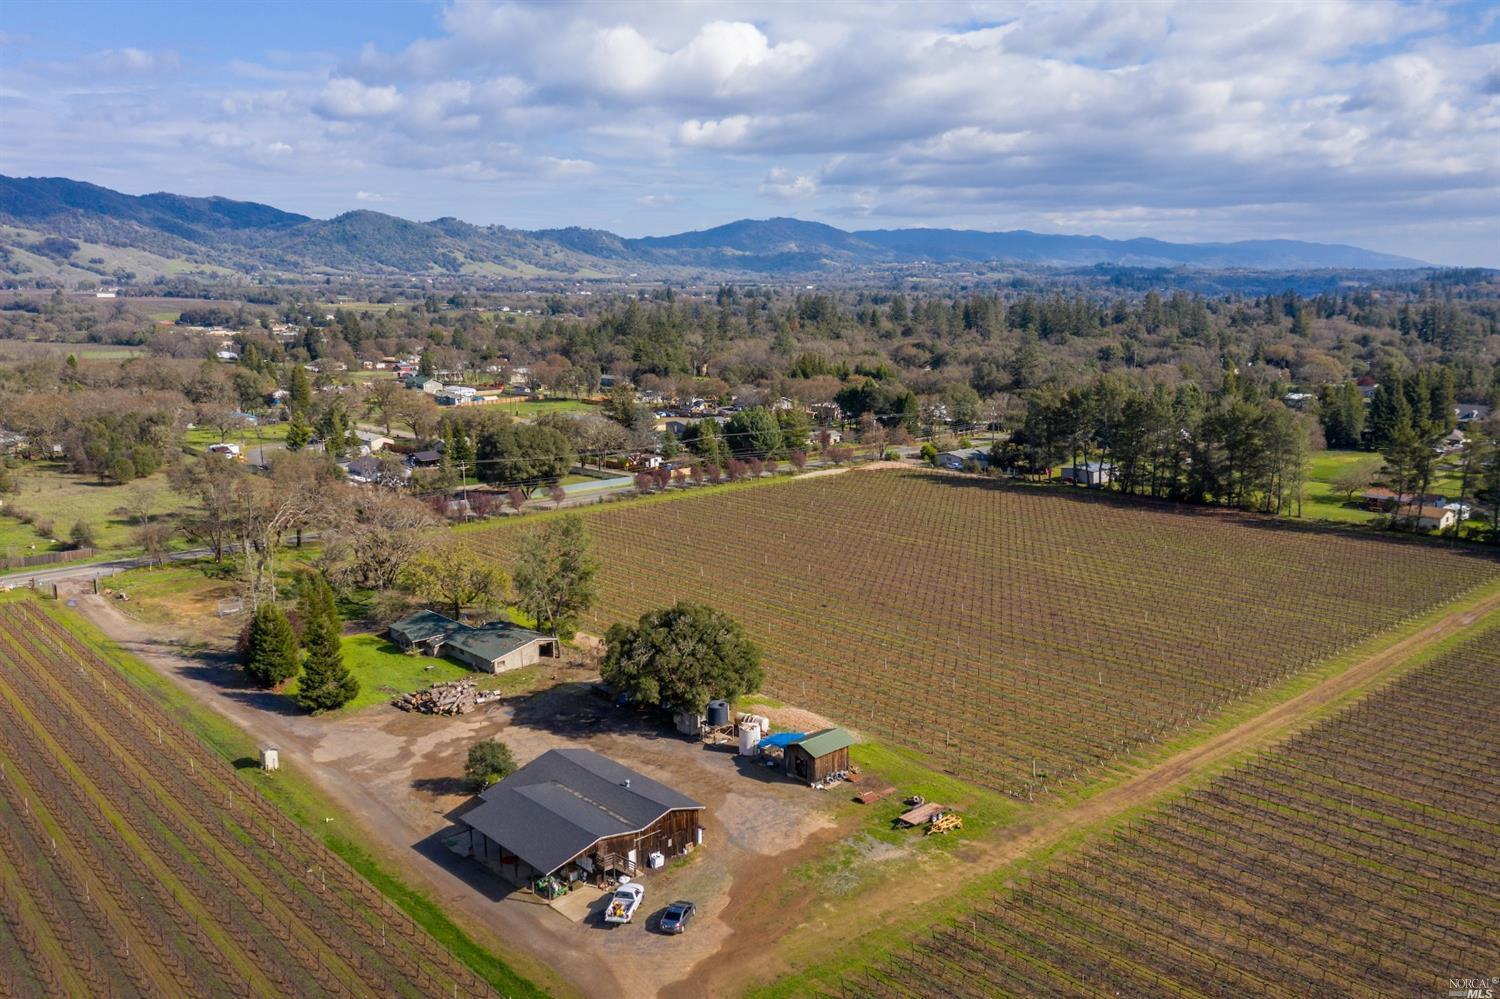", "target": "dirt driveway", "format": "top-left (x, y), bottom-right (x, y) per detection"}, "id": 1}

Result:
top-left (75, 594), bottom-right (847, 999)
